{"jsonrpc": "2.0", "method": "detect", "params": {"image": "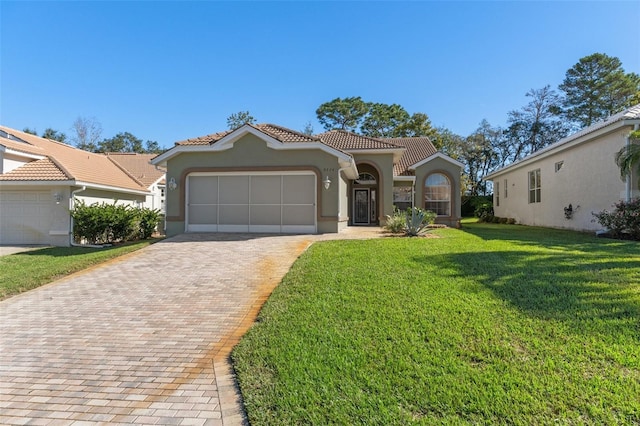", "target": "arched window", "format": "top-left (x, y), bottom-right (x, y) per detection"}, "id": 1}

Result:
top-left (355, 172), bottom-right (377, 185)
top-left (425, 173), bottom-right (451, 216)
